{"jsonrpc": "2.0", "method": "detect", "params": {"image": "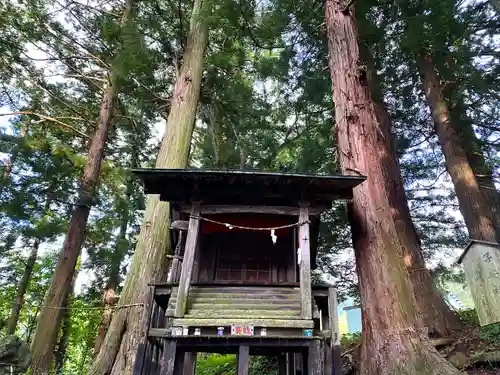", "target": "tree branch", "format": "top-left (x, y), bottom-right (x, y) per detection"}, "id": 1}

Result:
top-left (0, 112), bottom-right (90, 139)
